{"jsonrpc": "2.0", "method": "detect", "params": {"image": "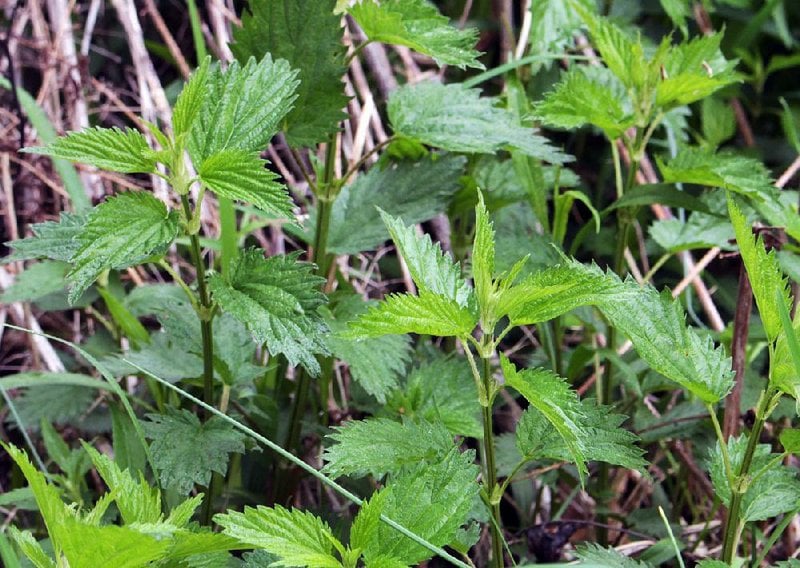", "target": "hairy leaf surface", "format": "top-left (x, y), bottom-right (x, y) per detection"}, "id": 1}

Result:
top-left (207, 250), bottom-right (329, 375)
top-left (4, 212), bottom-right (86, 263)
top-left (349, 0), bottom-right (483, 69)
top-left (215, 505), bottom-right (343, 568)
top-left (66, 192), bottom-right (180, 303)
top-left (232, 0), bottom-right (347, 146)
top-left (388, 81), bottom-right (571, 162)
